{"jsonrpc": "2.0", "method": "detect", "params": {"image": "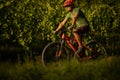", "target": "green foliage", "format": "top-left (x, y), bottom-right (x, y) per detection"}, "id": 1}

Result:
top-left (0, 0), bottom-right (66, 50)
top-left (0, 0), bottom-right (119, 52)
top-left (0, 56), bottom-right (120, 80)
top-left (87, 4), bottom-right (119, 34)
